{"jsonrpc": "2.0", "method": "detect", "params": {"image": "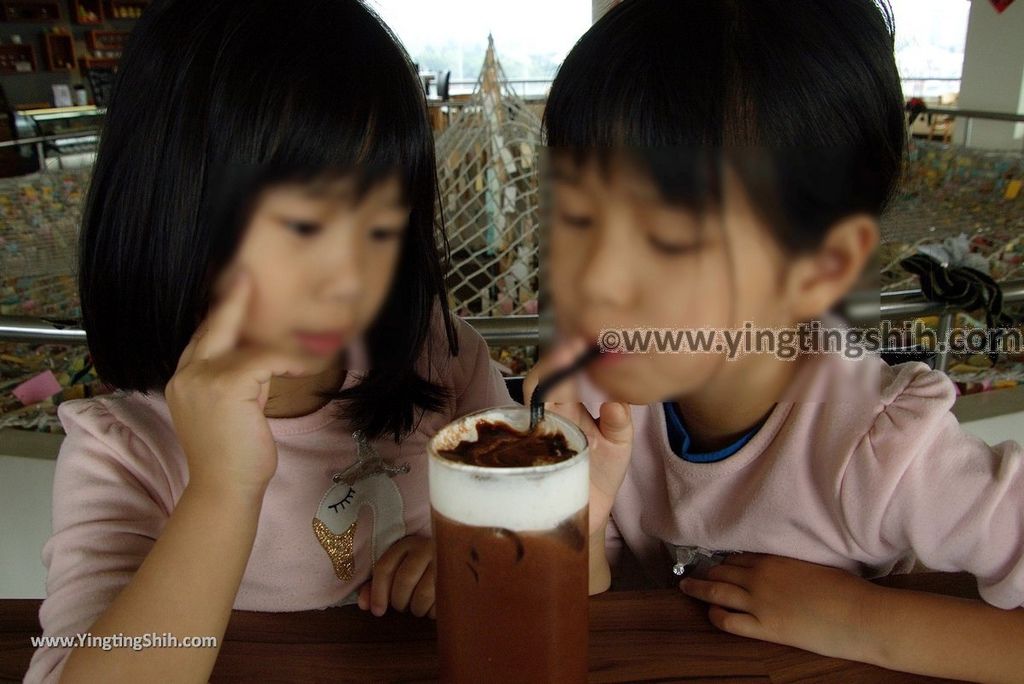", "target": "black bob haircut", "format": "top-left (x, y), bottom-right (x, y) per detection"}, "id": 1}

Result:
top-left (79, 0), bottom-right (458, 441)
top-left (544, 0), bottom-right (907, 253)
